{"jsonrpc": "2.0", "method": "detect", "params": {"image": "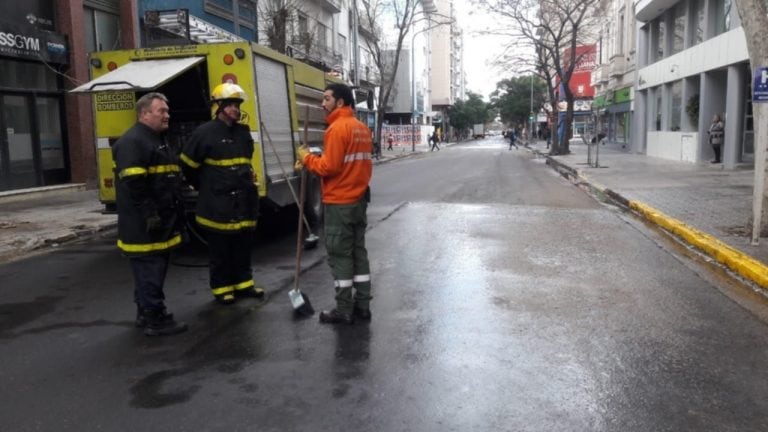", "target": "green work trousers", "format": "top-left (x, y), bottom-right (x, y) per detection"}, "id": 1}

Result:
top-left (324, 199), bottom-right (371, 314)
